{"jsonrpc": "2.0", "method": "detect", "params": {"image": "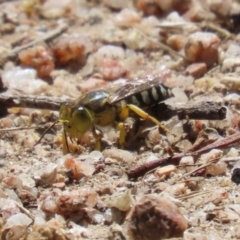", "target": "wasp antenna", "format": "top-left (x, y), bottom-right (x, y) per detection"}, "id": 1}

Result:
top-left (35, 120), bottom-right (59, 146)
